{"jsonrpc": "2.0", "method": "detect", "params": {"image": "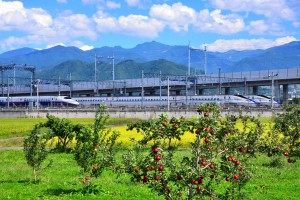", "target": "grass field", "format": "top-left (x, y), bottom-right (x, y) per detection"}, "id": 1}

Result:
top-left (0, 150), bottom-right (299, 200)
top-left (0, 117), bottom-right (299, 199)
